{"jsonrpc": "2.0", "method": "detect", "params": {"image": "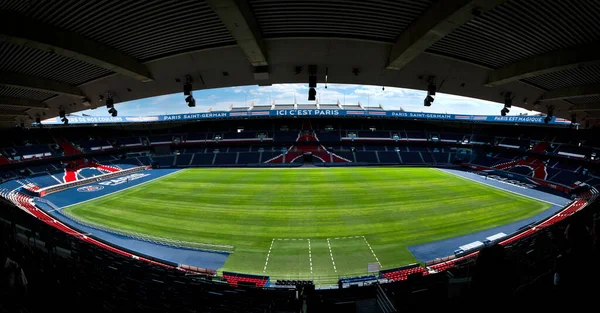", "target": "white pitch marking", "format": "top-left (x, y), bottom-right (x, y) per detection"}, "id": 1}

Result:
top-left (327, 238), bottom-right (337, 273)
top-left (362, 236), bottom-right (381, 264)
top-left (308, 239), bottom-right (313, 274)
top-left (435, 168), bottom-right (563, 206)
top-left (263, 239), bottom-right (275, 273)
